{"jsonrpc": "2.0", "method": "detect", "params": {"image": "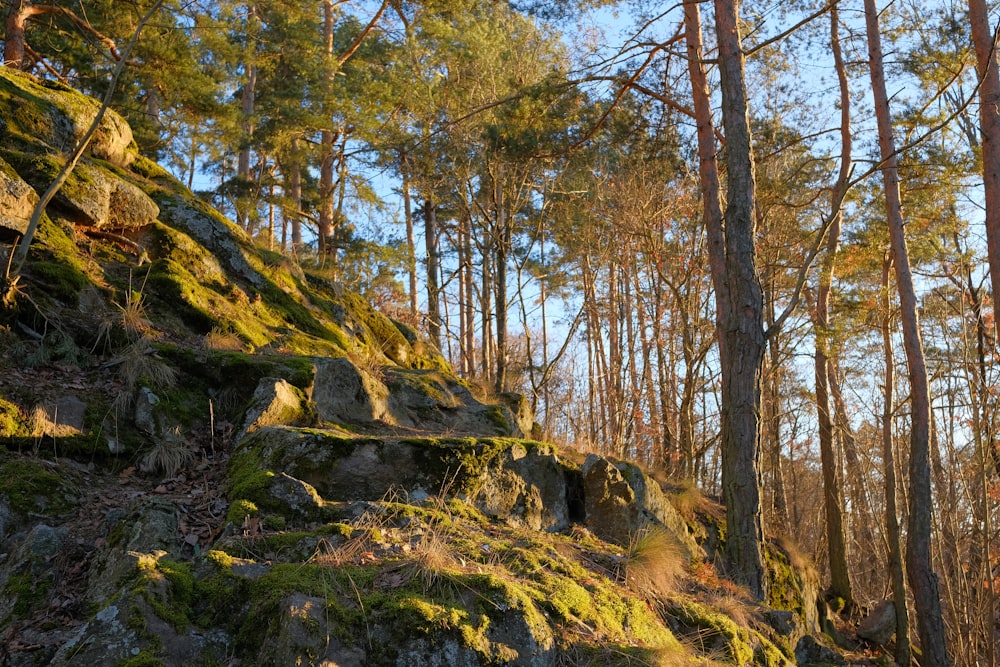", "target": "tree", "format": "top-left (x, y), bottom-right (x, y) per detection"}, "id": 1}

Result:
top-left (863, 0), bottom-right (950, 661)
top-left (968, 0), bottom-right (1000, 338)
top-left (684, 0), bottom-right (766, 599)
top-left (811, 5), bottom-right (854, 609)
